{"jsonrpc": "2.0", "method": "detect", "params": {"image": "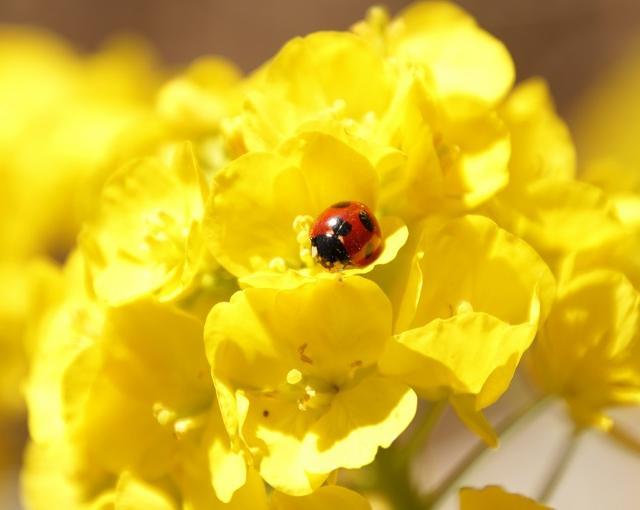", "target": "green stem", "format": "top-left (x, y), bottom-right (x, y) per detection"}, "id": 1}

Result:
top-left (537, 429), bottom-right (582, 503)
top-left (424, 395), bottom-right (552, 508)
top-left (400, 400), bottom-right (448, 466)
top-left (372, 400), bottom-right (448, 510)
